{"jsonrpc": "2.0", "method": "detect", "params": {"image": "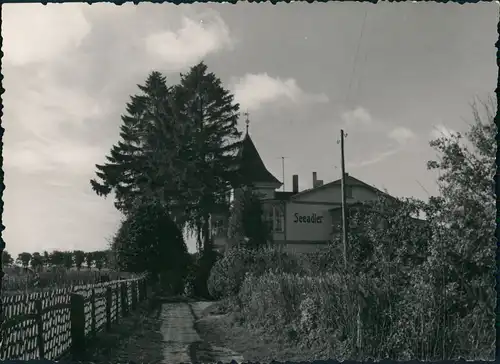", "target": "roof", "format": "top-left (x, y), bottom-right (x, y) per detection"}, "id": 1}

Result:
top-left (291, 174), bottom-right (397, 202)
top-left (274, 191), bottom-right (297, 201)
top-left (236, 133), bottom-right (282, 186)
